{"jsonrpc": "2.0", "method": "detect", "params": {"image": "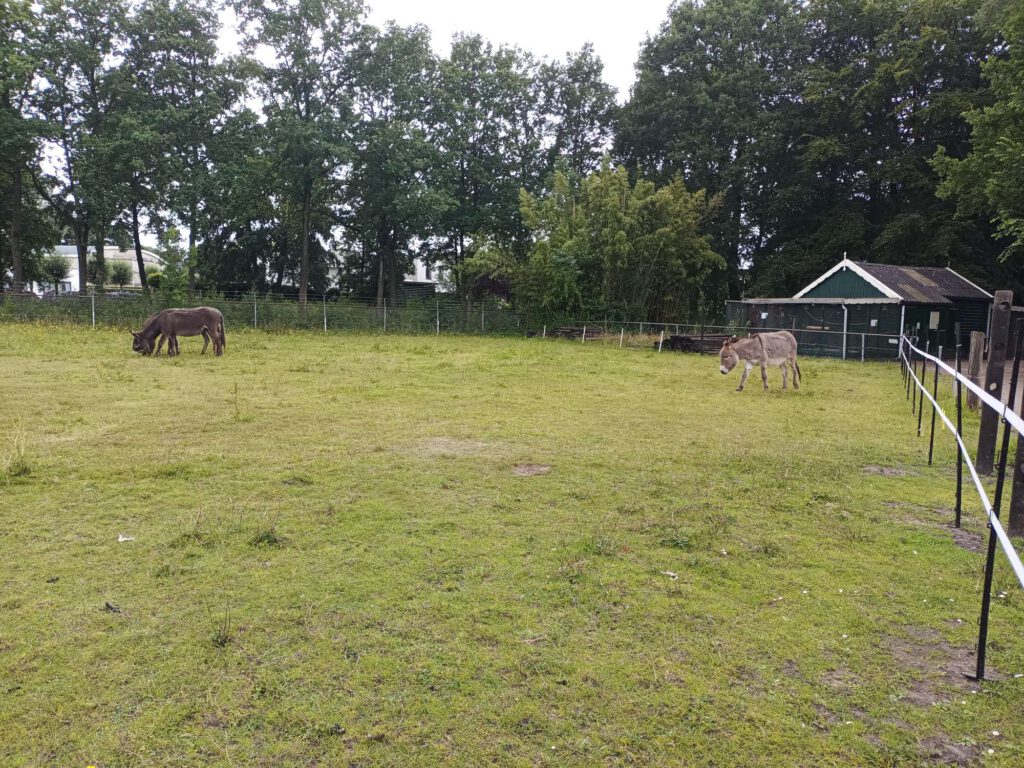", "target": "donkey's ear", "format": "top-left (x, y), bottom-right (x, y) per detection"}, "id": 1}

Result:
top-left (131, 331), bottom-right (140, 338)
top-left (729, 335), bottom-right (739, 344)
